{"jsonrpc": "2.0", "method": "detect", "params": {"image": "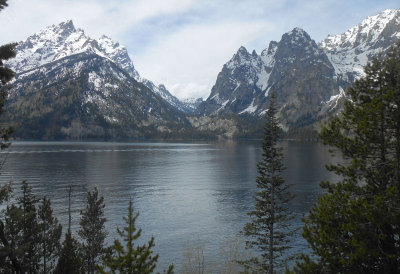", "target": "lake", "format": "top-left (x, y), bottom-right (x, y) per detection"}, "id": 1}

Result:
top-left (0, 141), bottom-right (341, 271)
